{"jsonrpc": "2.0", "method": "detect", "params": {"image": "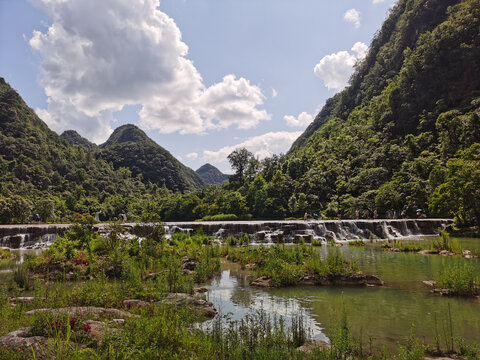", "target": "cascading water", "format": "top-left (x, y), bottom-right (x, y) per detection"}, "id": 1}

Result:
top-left (0, 219), bottom-right (452, 249)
